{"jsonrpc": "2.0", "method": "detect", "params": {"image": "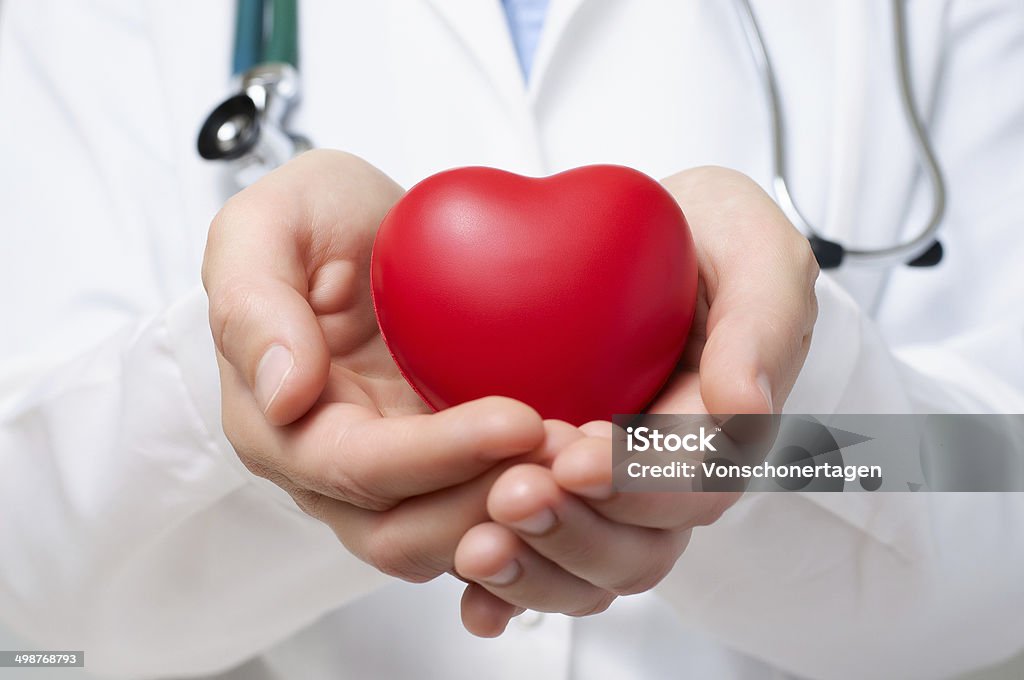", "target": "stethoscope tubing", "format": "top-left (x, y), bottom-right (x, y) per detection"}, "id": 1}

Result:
top-left (734, 0), bottom-right (947, 268)
top-left (233, 0), bottom-right (299, 75)
top-left (209, 0), bottom-right (947, 269)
